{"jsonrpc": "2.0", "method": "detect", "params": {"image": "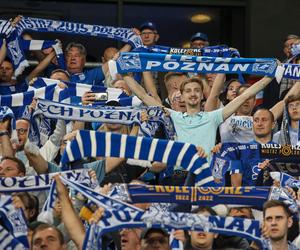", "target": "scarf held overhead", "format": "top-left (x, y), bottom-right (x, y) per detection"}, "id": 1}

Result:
top-left (61, 130), bottom-right (215, 186)
top-left (110, 184), bottom-right (297, 211)
top-left (0, 169), bottom-right (97, 193)
top-left (15, 16), bottom-right (143, 48)
top-left (108, 52), bottom-right (285, 82)
top-left (35, 98), bottom-right (176, 139)
top-left (59, 175), bottom-right (269, 250)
